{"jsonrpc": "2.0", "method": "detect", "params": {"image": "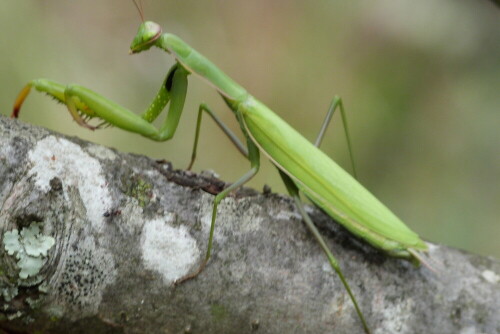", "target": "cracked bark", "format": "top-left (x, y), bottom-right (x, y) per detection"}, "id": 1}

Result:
top-left (0, 115), bottom-right (499, 334)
